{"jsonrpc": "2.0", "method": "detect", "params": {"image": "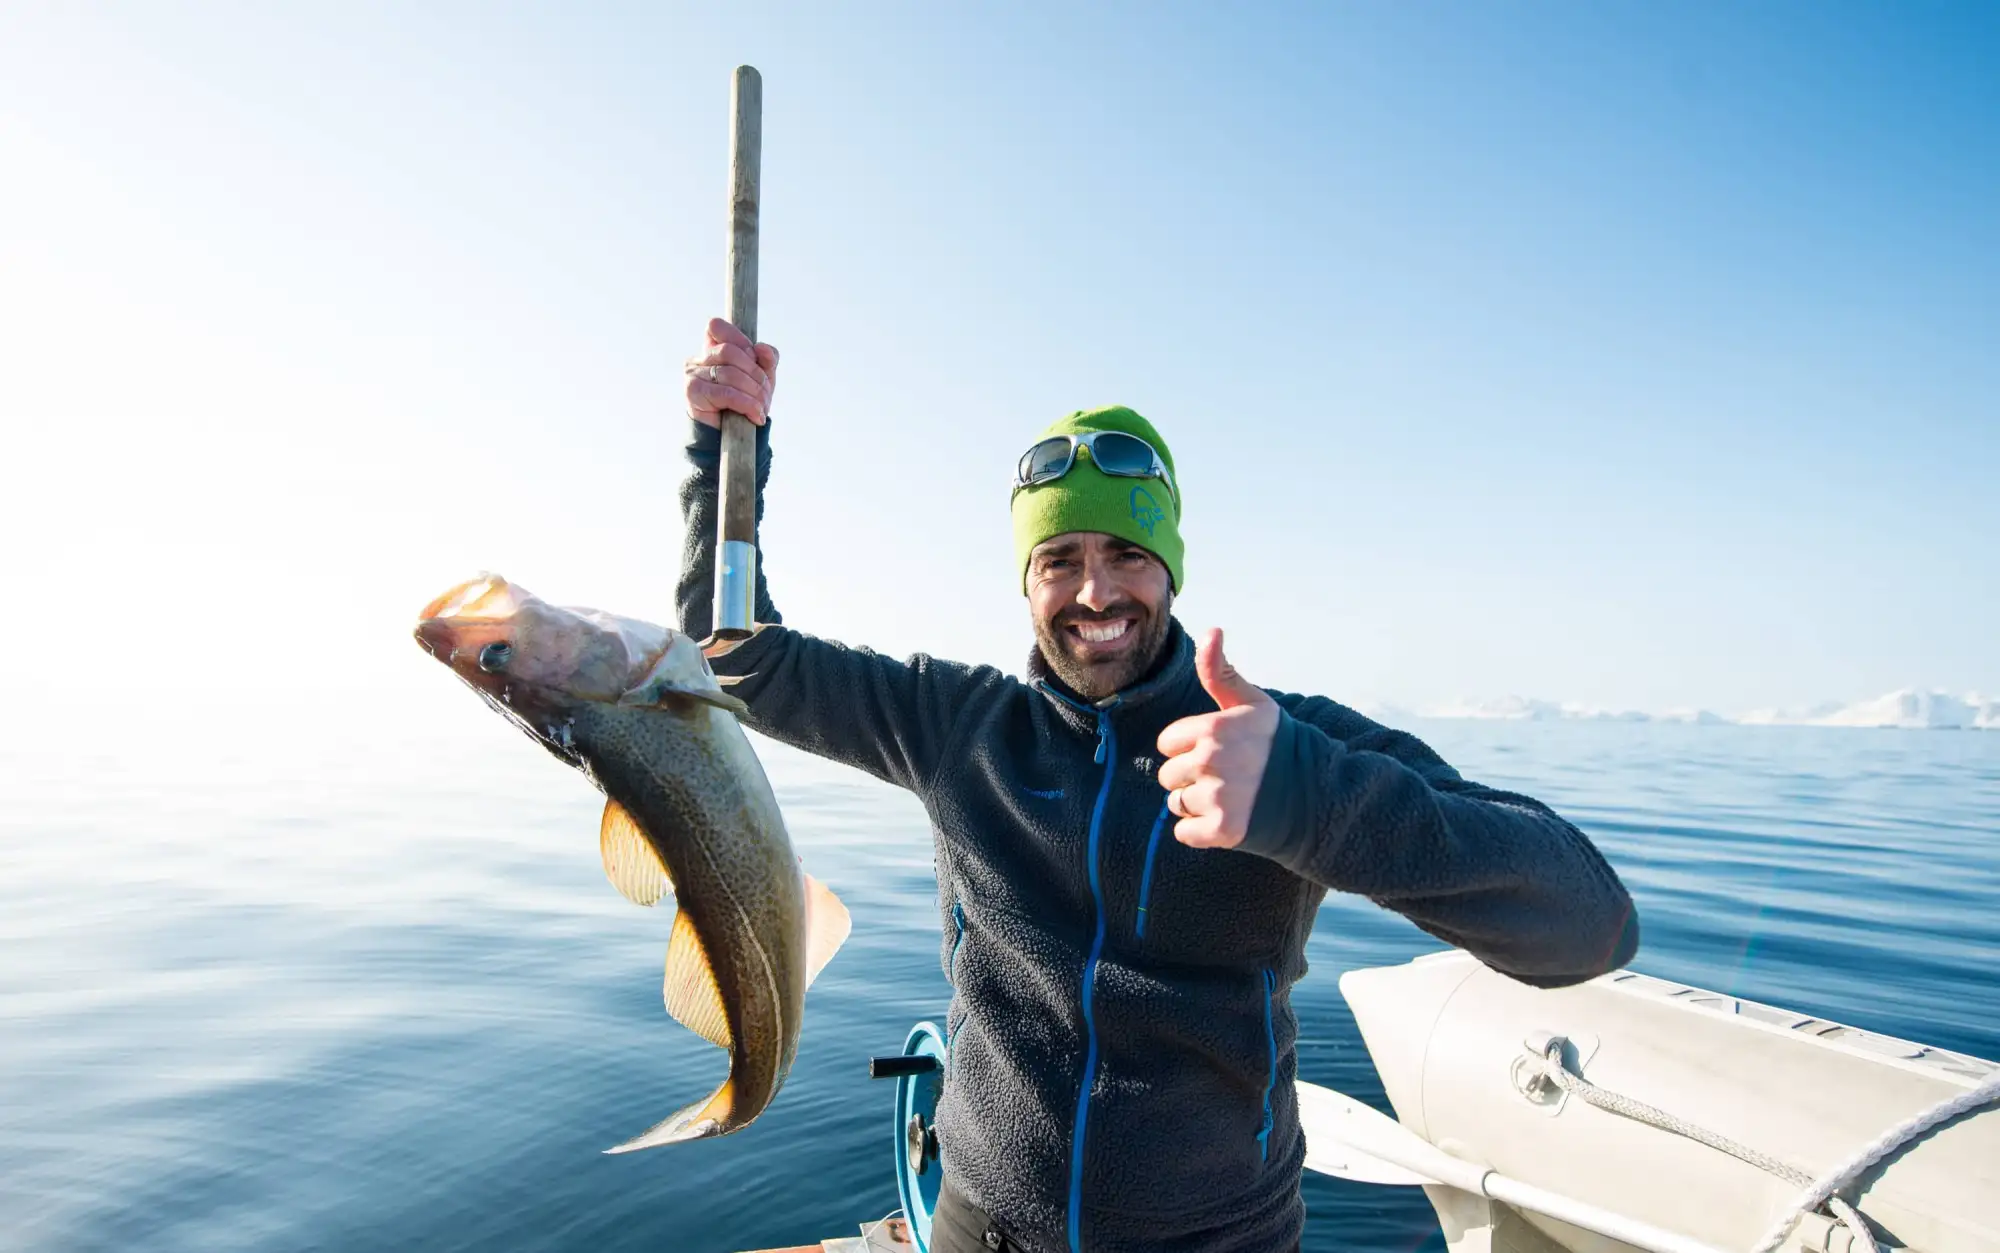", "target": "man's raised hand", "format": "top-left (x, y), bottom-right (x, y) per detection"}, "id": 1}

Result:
top-left (685, 317), bottom-right (779, 428)
top-left (1156, 629), bottom-right (1281, 850)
